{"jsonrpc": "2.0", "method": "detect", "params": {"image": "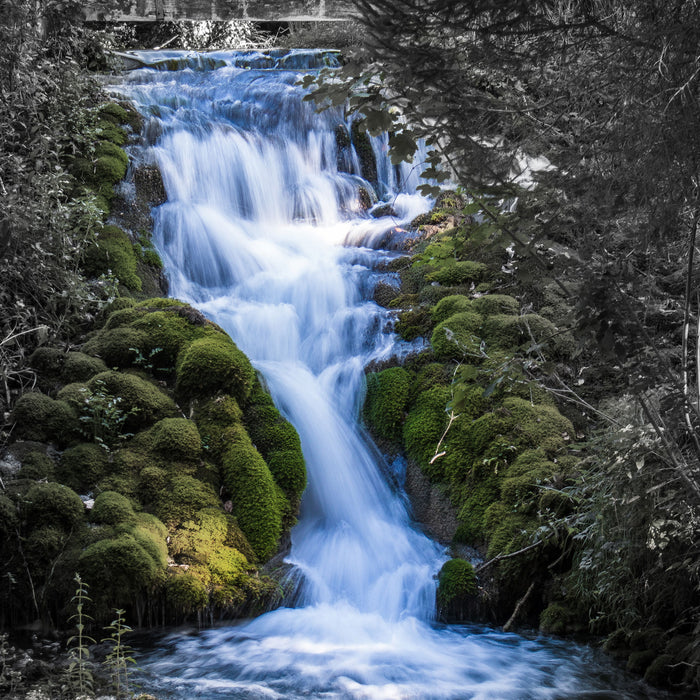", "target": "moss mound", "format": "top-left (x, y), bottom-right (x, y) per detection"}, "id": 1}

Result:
top-left (91, 491), bottom-right (137, 526)
top-left (150, 417), bottom-right (202, 461)
top-left (82, 225), bottom-right (141, 291)
top-left (431, 294), bottom-right (473, 324)
top-left (364, 367), bottom-right (411, 442)
top-left (58, 442), bottom-right (110, 493)
top-left (11, 392), bottom-right (79, 446)
top-left (24, 483), bottom-right (84, 531)
top-left (431, 311), bottom-right (483, 360)
top-left (437, 558), bottom-right (477, 609)
top-left (176, 335), bottom-right (255, 404)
